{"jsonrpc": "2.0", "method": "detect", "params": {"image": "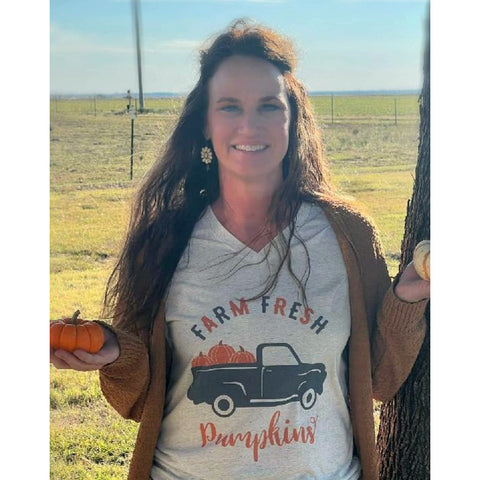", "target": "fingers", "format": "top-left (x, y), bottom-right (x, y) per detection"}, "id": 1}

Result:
top-left (403, 262), bottom-right (426, 281)
top-left (71, 349), bottom-right (106, 366)
top-left (50, 349), bottom-right (105, 371)
top-left (50, 351), bottom-right (72, 370)
top-left (395, 262), bottom-right (430, 302)
top-left (70, 349), bottom-right (95, 363)
top-left (400, 263), bottom-right (430, 289)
